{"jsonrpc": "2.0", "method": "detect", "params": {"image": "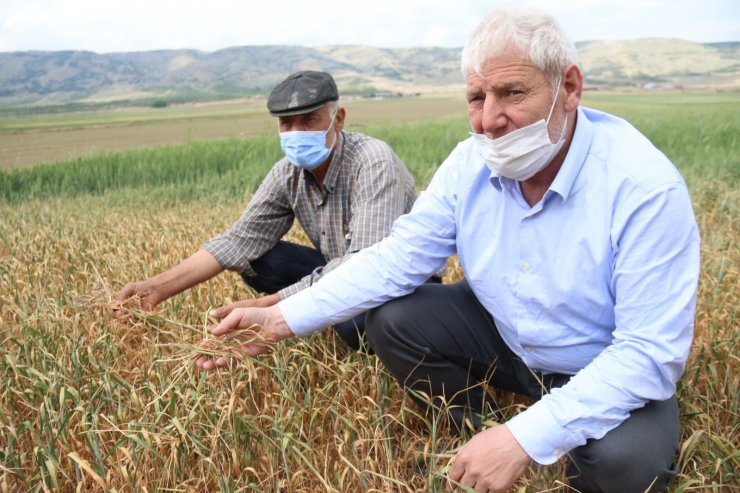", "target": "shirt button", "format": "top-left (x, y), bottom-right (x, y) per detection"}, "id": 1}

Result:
top-left (553, 448), bottom-right (560, 456)
top-left (525, 346), bottom-right (534, 353)
top-left (522, 262), bottom-right (531, 271)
